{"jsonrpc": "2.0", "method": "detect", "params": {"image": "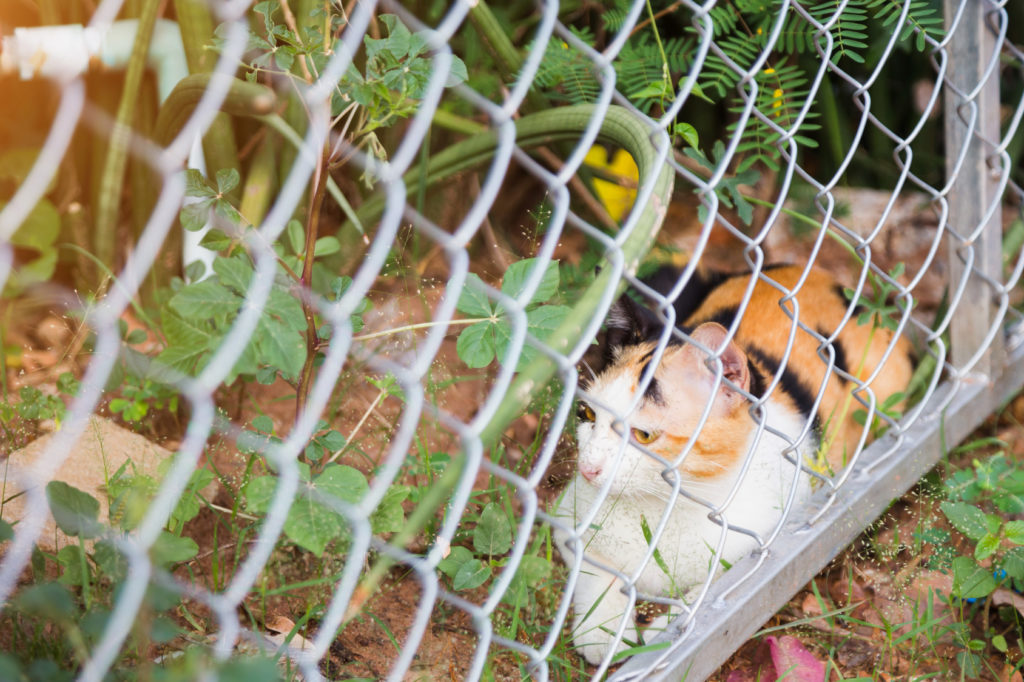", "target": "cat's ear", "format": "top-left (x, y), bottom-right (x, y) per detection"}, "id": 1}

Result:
top-left (604, 293), bottom-right (661, 352)
top-left (686, 322), bottom-right (750, 397)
